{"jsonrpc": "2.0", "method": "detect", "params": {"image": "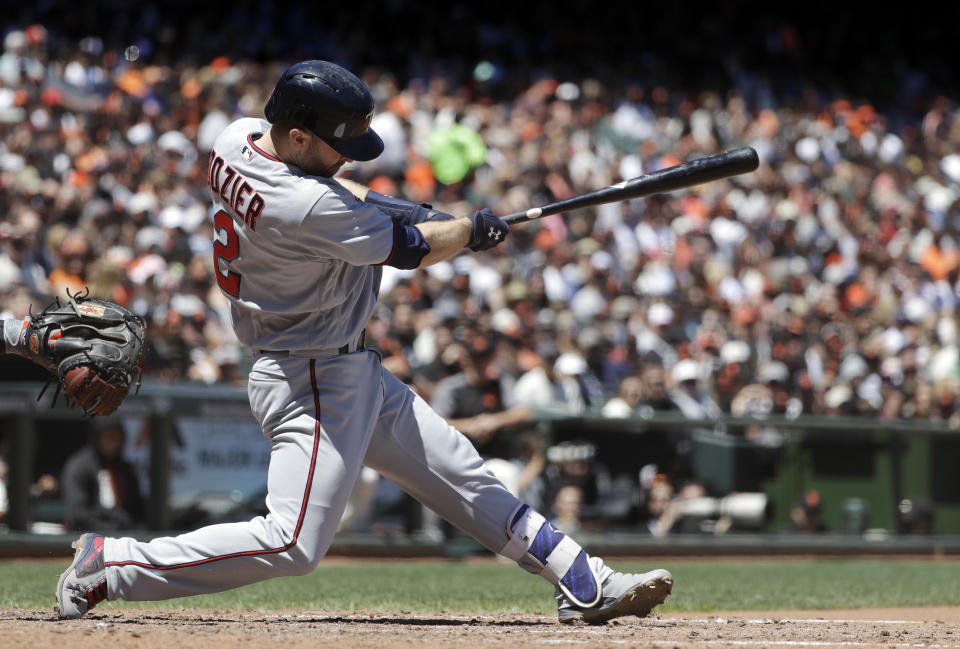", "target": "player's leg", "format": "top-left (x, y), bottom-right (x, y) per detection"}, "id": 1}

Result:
top-left (56, 353), bottom-right (382, 617)
top-left (363, 368), bottom-right (672, 623)
top-left (363, 371), bottom-right (515, 548)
